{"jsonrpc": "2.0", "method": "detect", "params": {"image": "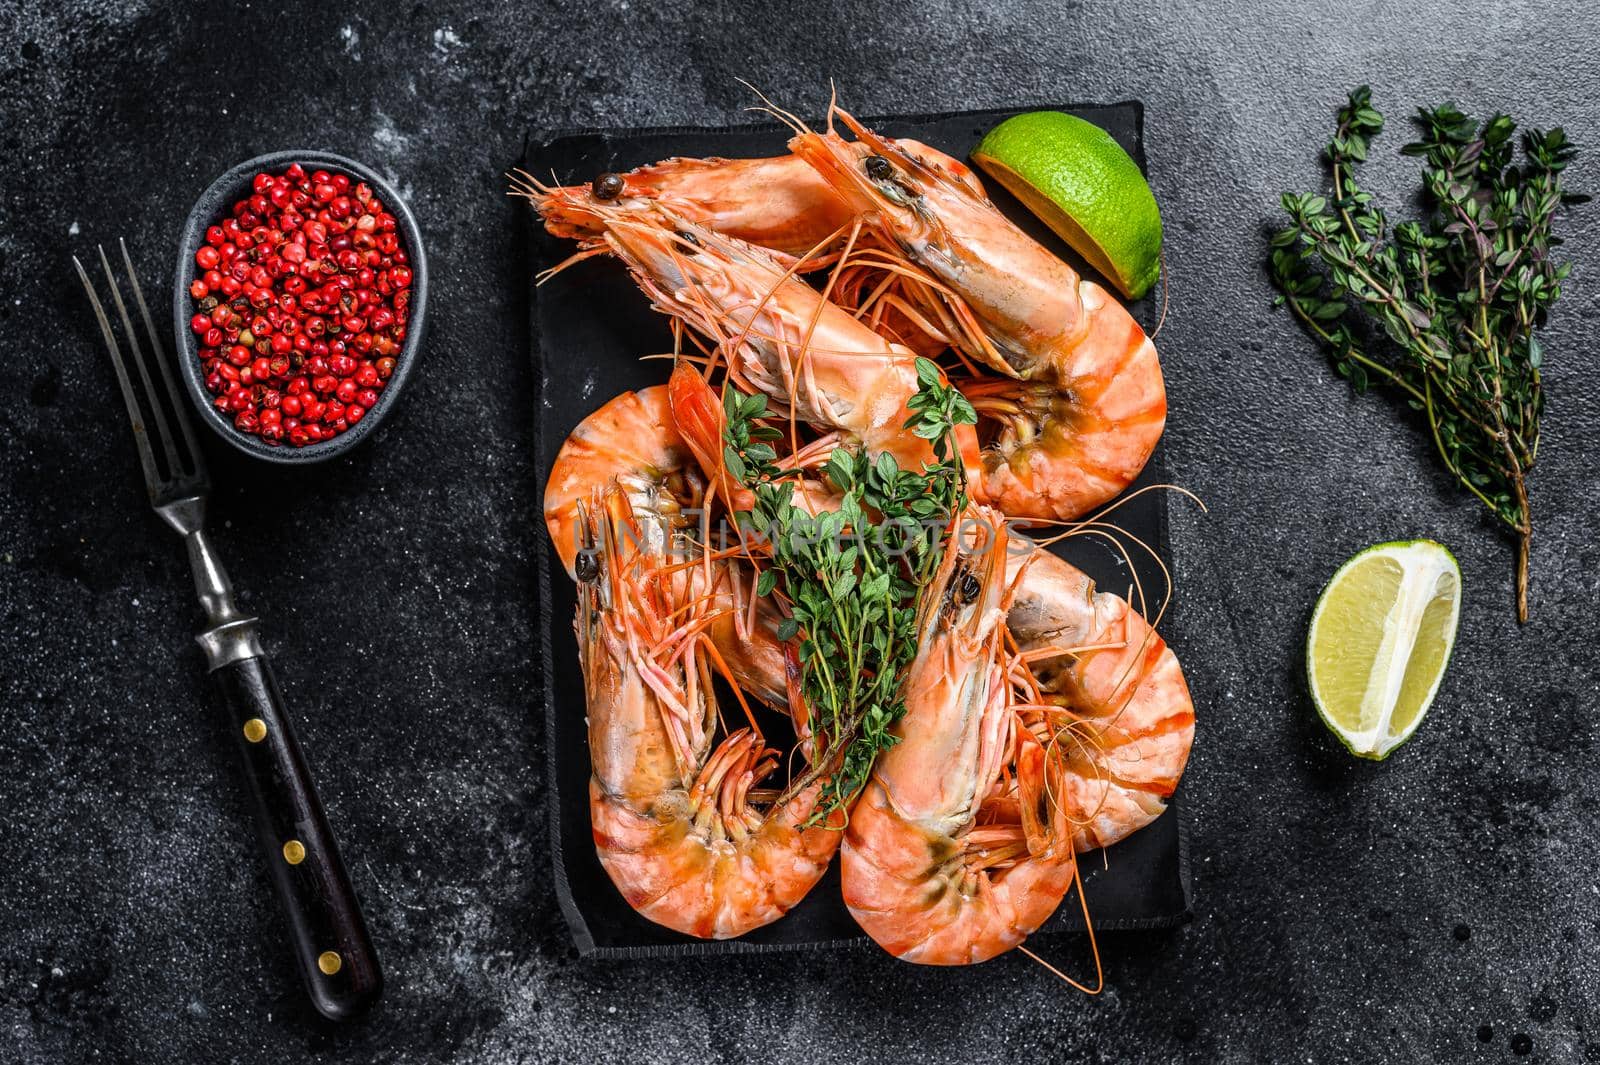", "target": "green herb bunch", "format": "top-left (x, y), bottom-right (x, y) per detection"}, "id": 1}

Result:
top-left (721, 357), bottom-right (976, 818)
top-left (1270, 86), bottom-right (1583, 621)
